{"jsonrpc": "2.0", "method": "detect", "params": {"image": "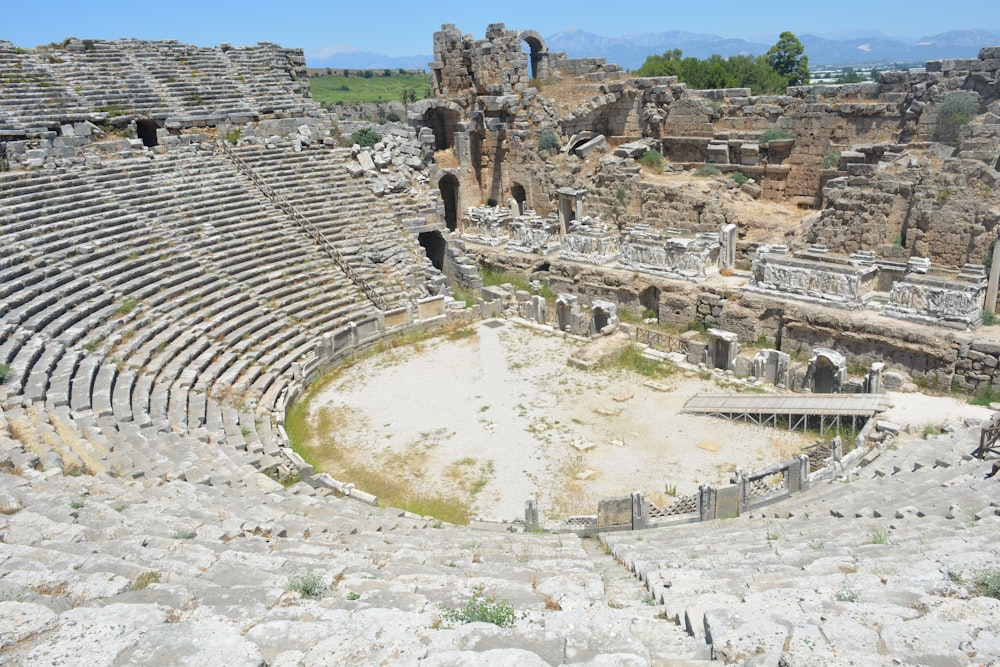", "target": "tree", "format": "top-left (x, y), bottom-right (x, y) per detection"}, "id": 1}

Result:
top-left (767, 31), bottom-right (809, 86)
